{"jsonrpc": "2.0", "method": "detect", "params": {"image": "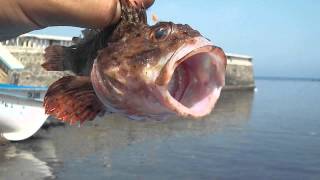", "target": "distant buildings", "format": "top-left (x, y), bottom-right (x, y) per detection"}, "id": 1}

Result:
top-left (0, 34), bottom-right (73, 85)
top-left (0, 44), bottom-right (24, 83)
top-left (0, 34), bottom-right (254, 89)
top-left (1, 34), bottom-right (73, 49)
